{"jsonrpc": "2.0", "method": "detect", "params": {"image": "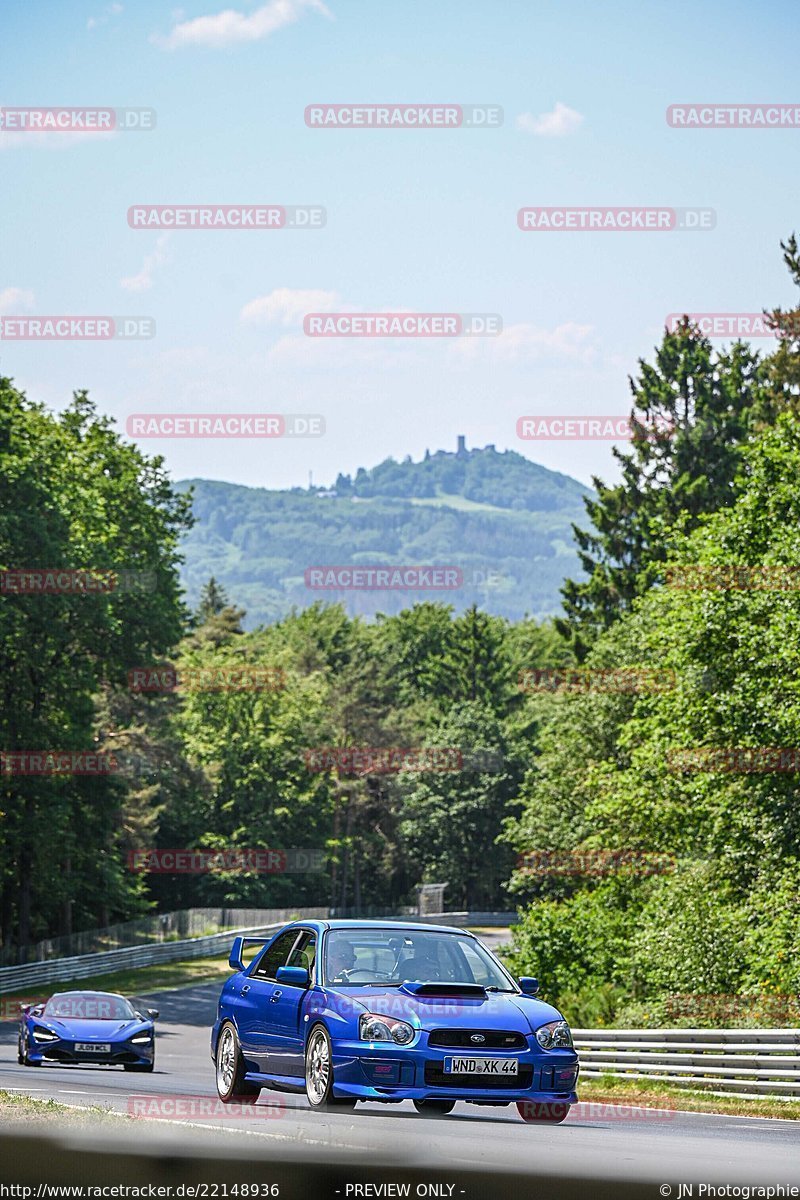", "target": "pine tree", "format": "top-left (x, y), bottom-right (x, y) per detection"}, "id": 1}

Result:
top-left (558, 324), bottom-right (765, 655)
top-left (196, 577), bottom-right (229, 622)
